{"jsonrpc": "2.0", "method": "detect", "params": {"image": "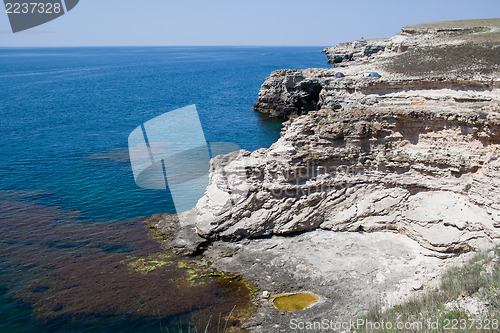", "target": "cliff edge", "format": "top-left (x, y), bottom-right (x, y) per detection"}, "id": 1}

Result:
top-left (199, 18), bottom-right (500, 252)
top-left (254, 18), bottom-right (500, 117)
top-left (149, 19), bottom-right (500, 331)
